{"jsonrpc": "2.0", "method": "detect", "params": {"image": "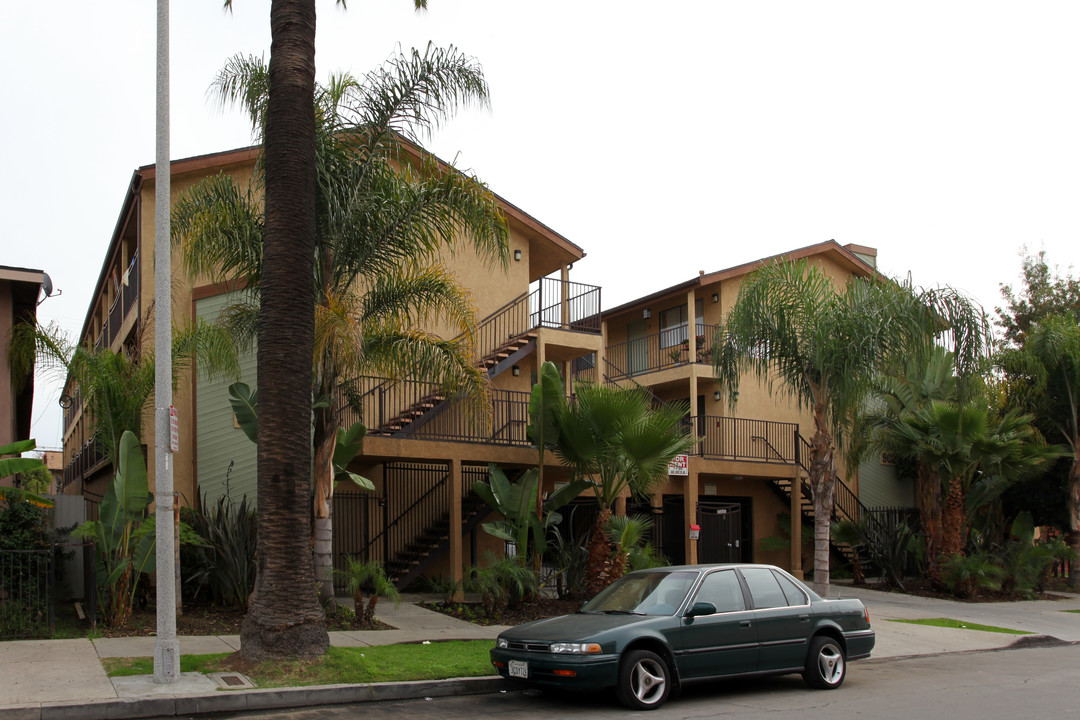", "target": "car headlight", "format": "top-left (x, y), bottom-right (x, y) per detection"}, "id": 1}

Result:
top-left (497, 638), bottom-right (509, 649)
top-left (549, 642), bottom-right (602, 654)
